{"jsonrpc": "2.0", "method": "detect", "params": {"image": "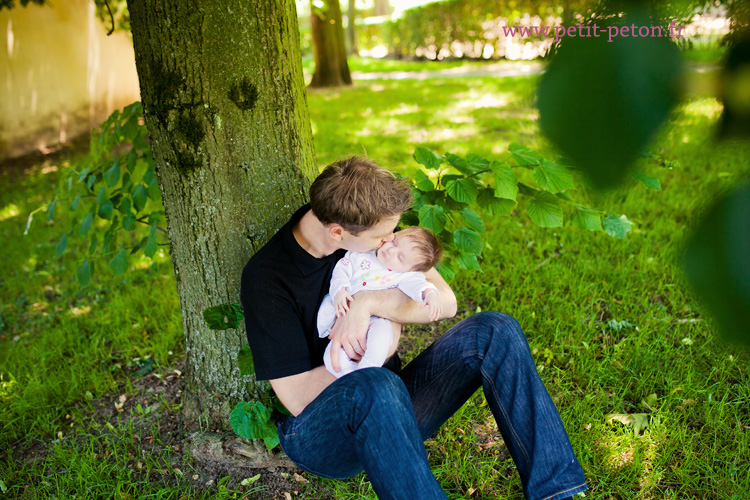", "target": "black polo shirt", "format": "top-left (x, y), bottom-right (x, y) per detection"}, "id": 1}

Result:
top-left (240, 204), bottom-right (346, 381)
